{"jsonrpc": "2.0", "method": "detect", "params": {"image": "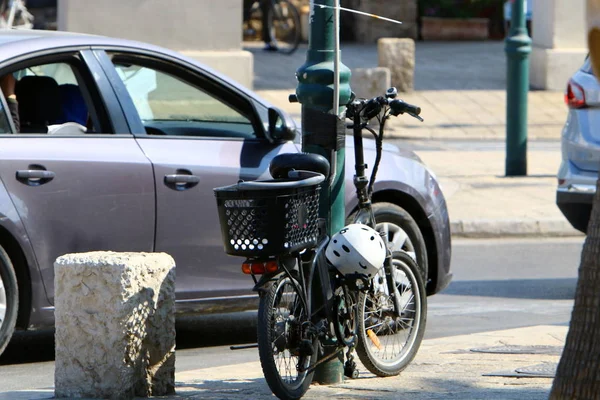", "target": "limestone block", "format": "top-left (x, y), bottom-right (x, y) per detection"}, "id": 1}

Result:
top-left (378, 38), bottom-right (415, 93)
top-left (350, 67), bottom-right (391, 100)
top-left (54, 252), bottom-right (176, 399)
